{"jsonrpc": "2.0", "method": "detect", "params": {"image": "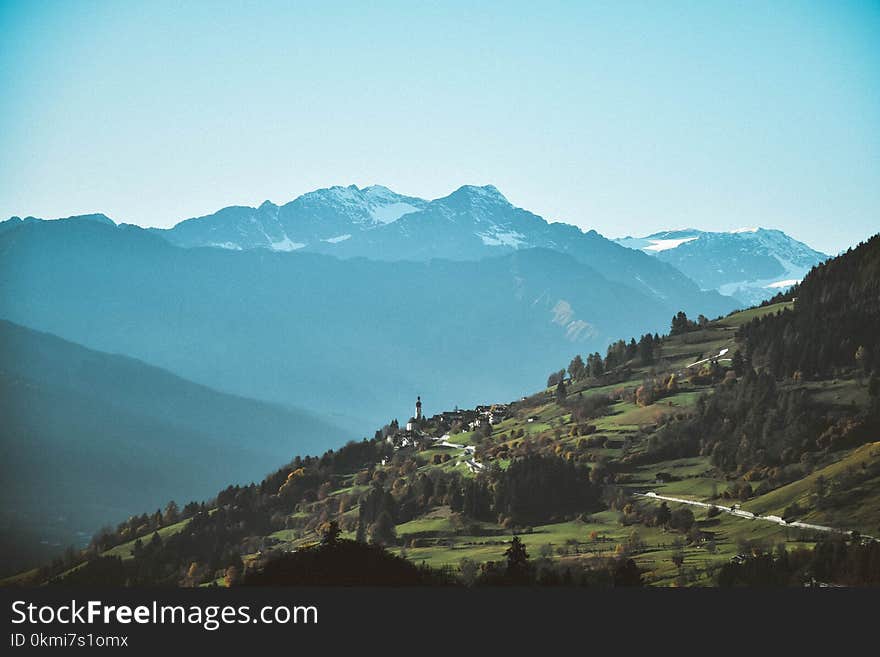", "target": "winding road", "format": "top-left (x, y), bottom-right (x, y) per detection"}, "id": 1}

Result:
top-left (434, 436), bottom-right (484, 472)
top-left (637, 491), bottom-right (876, 542)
